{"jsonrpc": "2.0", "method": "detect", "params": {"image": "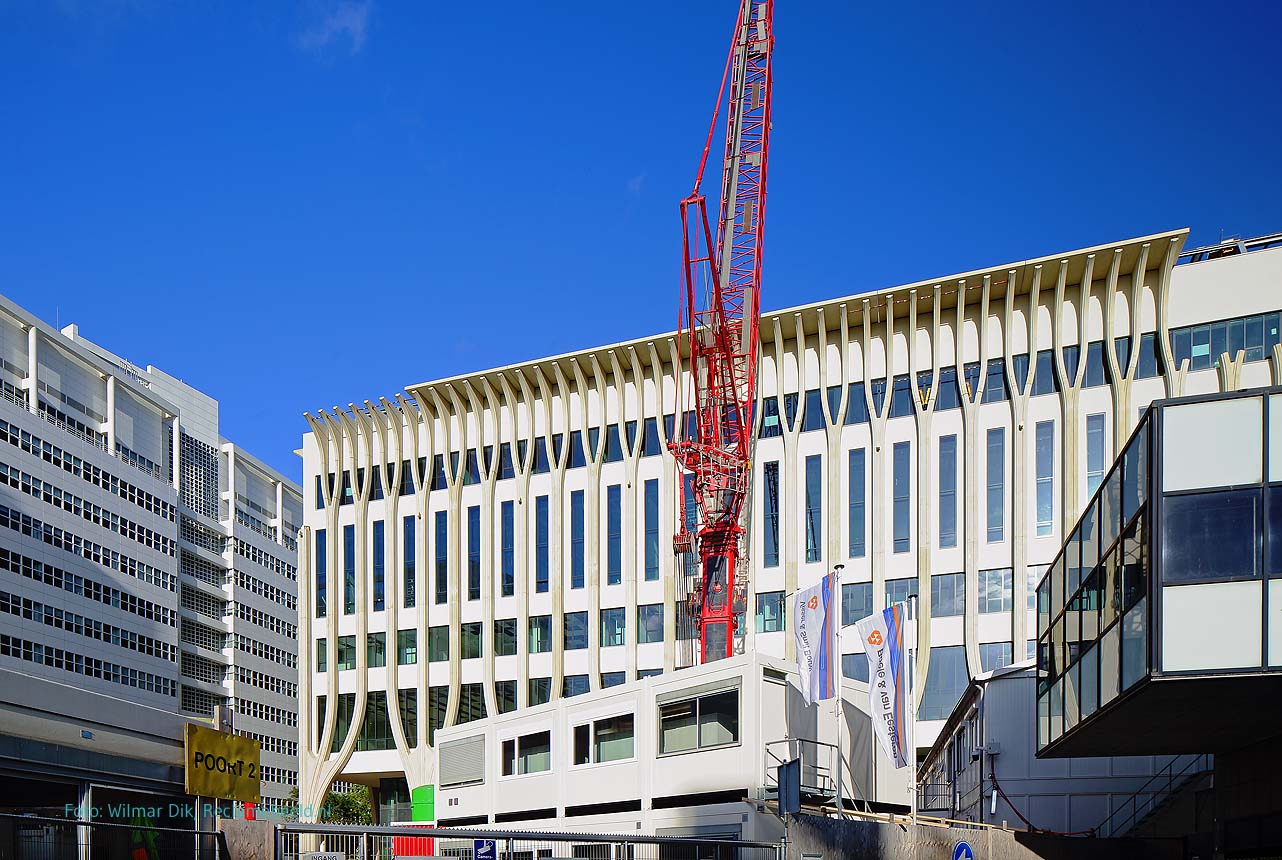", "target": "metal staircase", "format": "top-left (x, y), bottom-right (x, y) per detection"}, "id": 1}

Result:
top-left (1095, 754), bottom-right (1213, 837)
top-left (761, 738), bottom-right (849, 814)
